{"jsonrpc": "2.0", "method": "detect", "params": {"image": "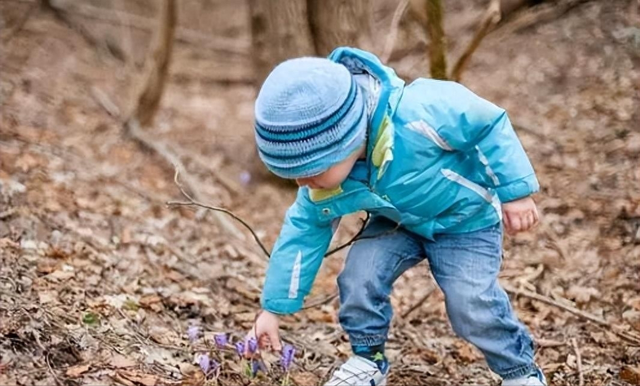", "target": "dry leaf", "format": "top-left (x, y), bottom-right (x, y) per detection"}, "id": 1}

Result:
top-left (566, 285), bottom-right (600, 304)
top-left (149, 326), bottom-right (178, 345)
top-left (291, 371), bottom-right (320, 386)
top-left (66, 363), bottom-right (91, 377)
top-left (621, 366), bottom-right (640, 385)
top-left (623, 310), bottom-right (640, 331)
top-left (38, 291), bottom-right (58, 304)
top-left (139, 295), bottom-right (162, 310)
top-left (118, 370), bottom-right (157, 386)
top-left (453, 341), bottom-right (479, 363)
top-left (110, 354), bottom-right (137, 369)
top-left (180, 370), bottom-right (204, 386)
